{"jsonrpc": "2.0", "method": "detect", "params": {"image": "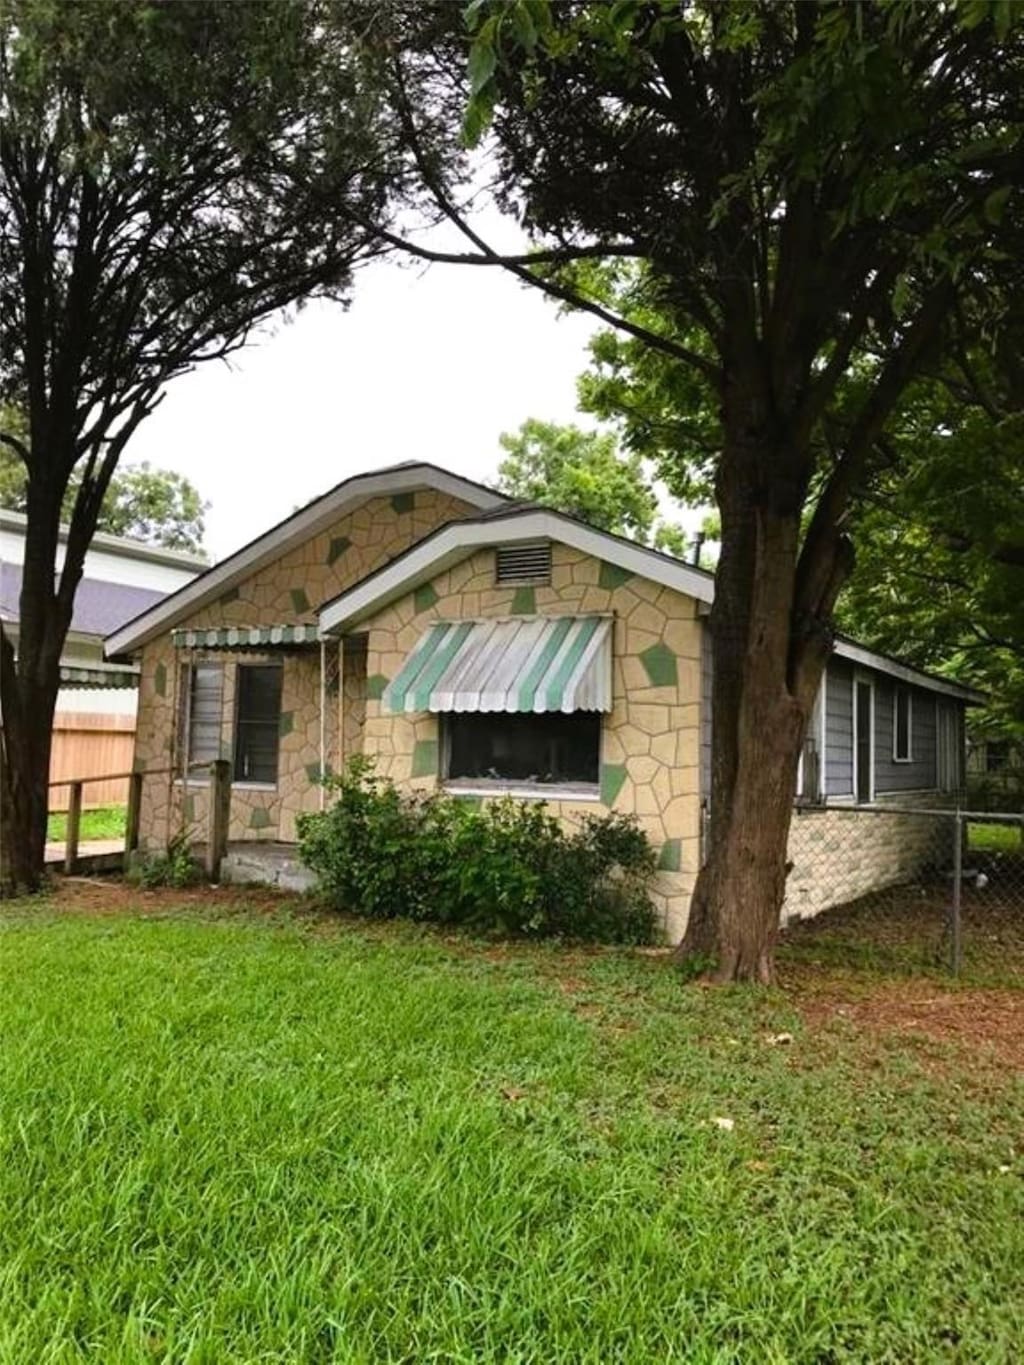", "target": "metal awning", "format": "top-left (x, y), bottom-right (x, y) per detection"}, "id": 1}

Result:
top-left (61, 663), bottom-right (140, 689)
top-left (171, 624), bottom-right (319, 650)
top-left (383, 616), bottom-right (613, 714)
